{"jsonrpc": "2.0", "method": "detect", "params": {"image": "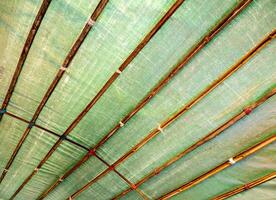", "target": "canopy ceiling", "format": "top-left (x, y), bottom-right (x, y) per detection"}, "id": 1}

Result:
top-left (0, 0), bottom-right (275, 200)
